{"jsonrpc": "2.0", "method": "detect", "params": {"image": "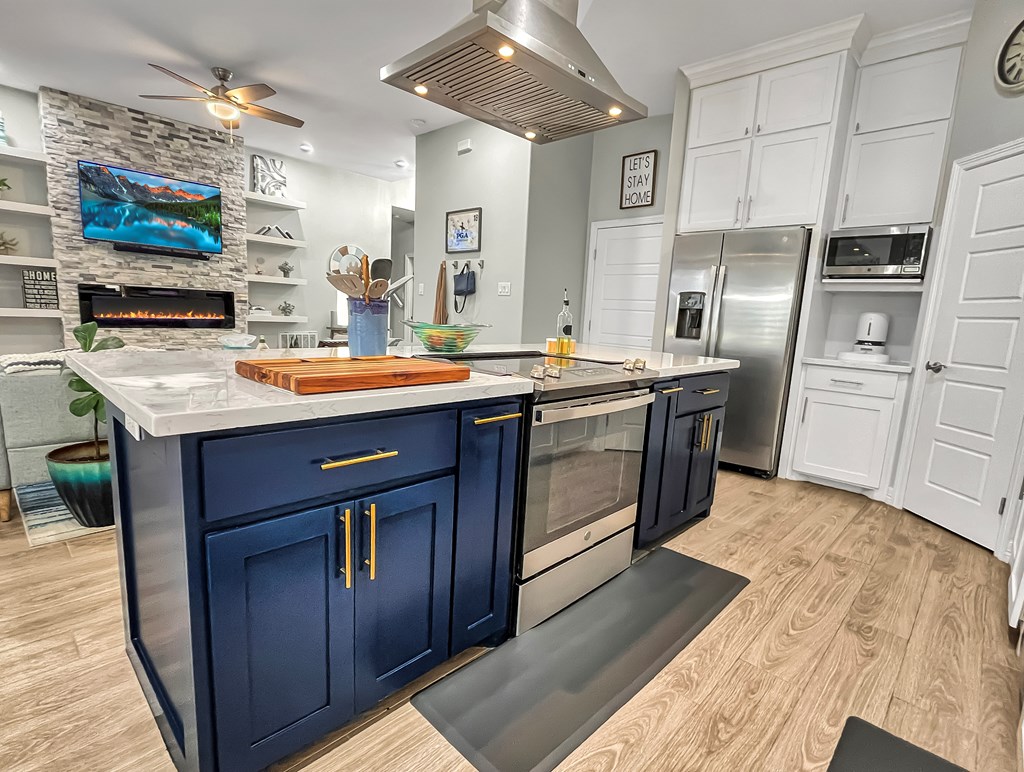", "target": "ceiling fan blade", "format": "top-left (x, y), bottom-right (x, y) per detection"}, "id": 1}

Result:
top-left (225, 83), bottom-right (276, 103)
top-left (148, 63), bottom-right (215, 97)
top-left (243, 103), bottom-right (304, 128)
top-left (219, 118), bottom-right (241, 131)
top-left (139, 95), bottom-right (210, 101)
